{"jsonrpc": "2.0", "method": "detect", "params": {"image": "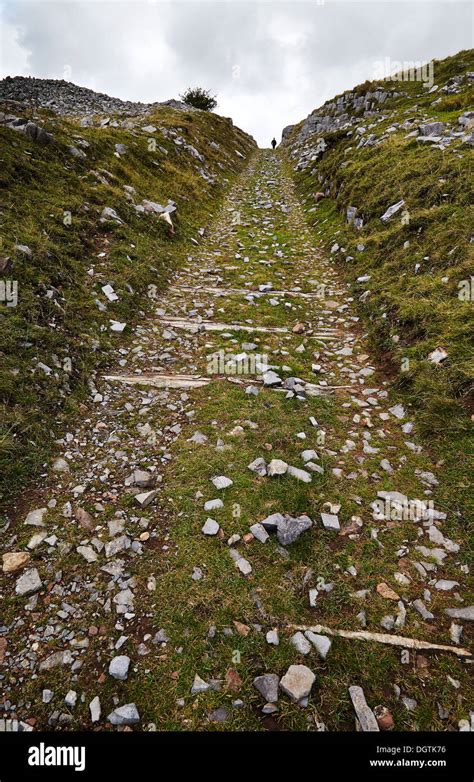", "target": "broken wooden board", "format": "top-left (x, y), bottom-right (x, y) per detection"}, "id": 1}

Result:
top-left (103, 373), bottom-right (212, 390)
top-left (287, 623), bottom-right (472, 658)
